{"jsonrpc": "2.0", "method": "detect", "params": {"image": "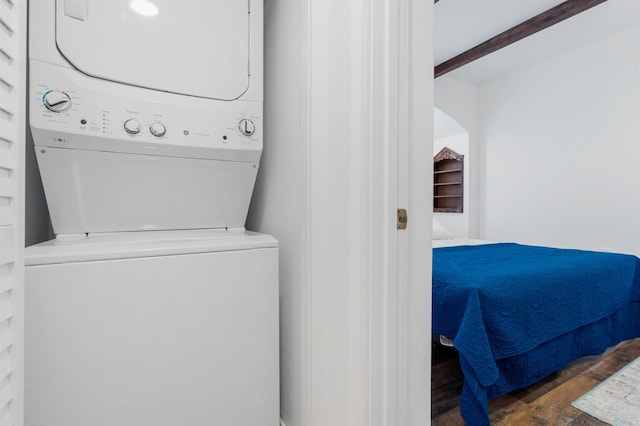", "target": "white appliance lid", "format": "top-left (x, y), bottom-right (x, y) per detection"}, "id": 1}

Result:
top-left (55, 0), bottom-right (251, 101)
top-left (25, 230), bottom-right (278, 266)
